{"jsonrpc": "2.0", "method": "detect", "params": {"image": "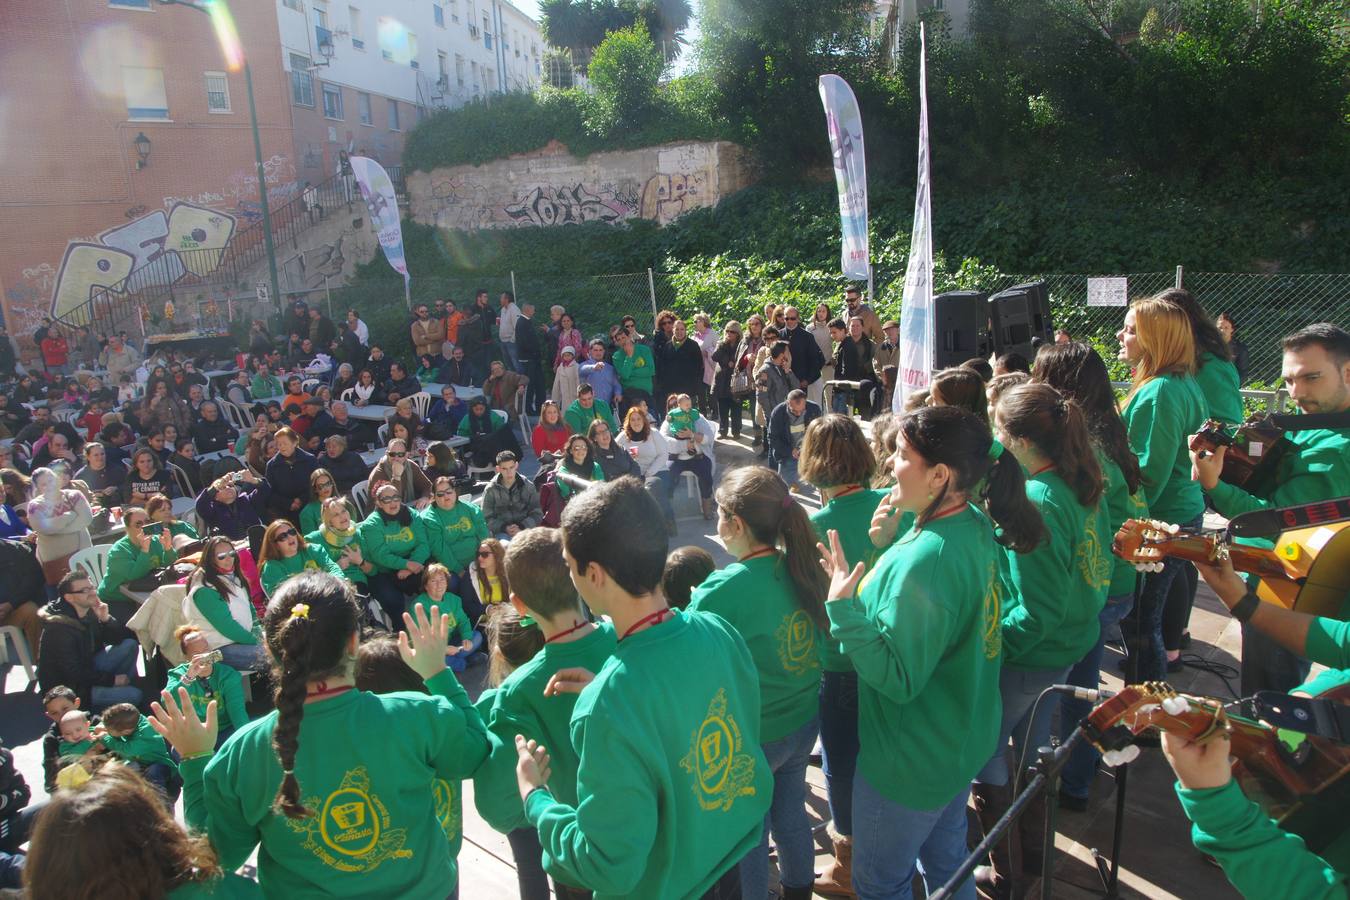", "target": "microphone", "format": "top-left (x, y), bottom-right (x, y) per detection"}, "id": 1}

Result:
top-left (1049, 684), bottom-right (1115, 702)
